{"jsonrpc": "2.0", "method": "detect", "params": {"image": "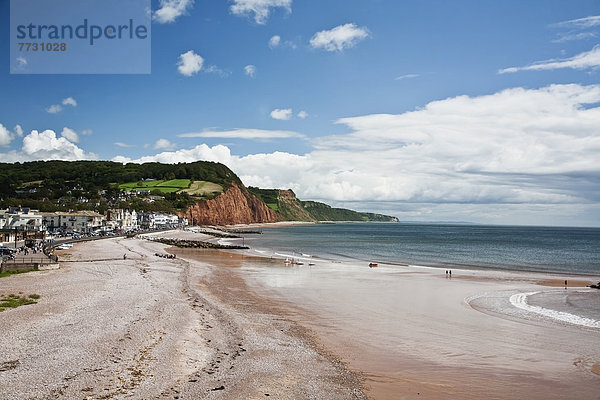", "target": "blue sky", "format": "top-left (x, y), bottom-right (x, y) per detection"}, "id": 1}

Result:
top-left (1, 0), bottom-right (600, 226)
